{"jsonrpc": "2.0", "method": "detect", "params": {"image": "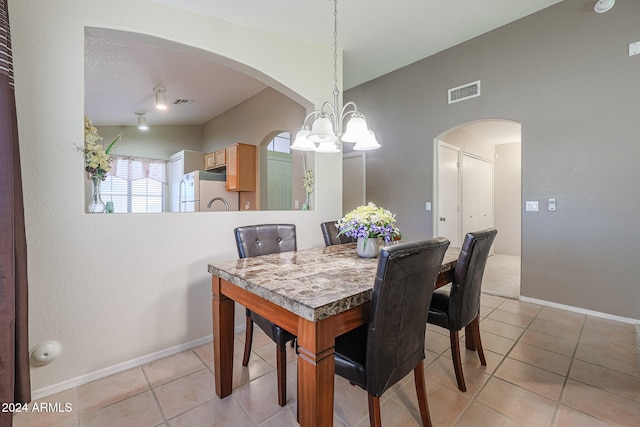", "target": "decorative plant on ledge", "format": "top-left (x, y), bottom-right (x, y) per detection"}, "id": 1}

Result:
top-left (302, 168), bottom-right (314, 210)
top-left (80, 116), bottom-right (121, 213)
